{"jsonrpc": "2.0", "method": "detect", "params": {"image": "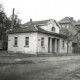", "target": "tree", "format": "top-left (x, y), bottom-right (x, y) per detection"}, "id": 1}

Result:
top-left (66, 29), bottom-right (72, 55)
top-left (0, 4), bottom-right (21, 49)
top-left (10, 13), bottom-right (21, 29)
top-left (4, 18), bottom-right (12, 30)
top-left (13, 14), bottom-right (21, 29)
top-left (0, 5), bottom-right (21, 30)
top-left (0, 4), bottom-right (7, 39)
top-left (0, 4), bottom-right (12, 29)
top-left (60, 27), bottom-right (72, 55)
